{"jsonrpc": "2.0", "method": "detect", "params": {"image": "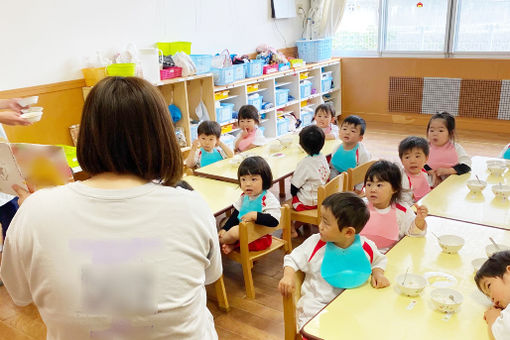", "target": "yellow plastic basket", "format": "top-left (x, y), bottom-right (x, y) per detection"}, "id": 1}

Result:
top-left (156, 41), bottom-right (191, 55)
top-left (106, 63), bottom-right (136, 77)
top-left (81, 67), bottom-right (106, 86)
